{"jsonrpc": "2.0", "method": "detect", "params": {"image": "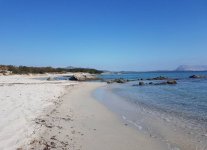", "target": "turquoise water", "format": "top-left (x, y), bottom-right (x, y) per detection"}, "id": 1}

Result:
top-left (98, 71), bottom-right (207, 125)
top-left (95, 71), bottom-right (207, 149)
top-left (100, 71), bottom-right (207, 80)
